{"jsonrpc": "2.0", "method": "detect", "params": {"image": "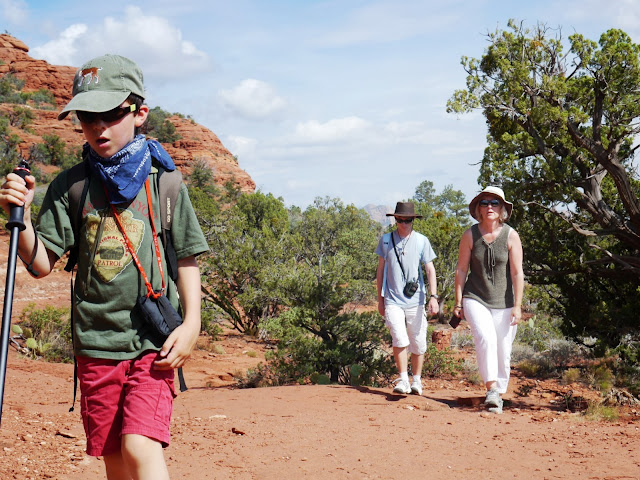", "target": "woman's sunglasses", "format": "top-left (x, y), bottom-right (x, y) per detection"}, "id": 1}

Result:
top-left (76, 104), bottom-right (137, 124)
top-left (395, 217), bottom-right (414, 224)
top-left (479, 199), bottom-right (502, 208)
